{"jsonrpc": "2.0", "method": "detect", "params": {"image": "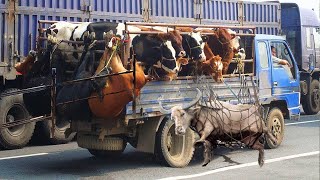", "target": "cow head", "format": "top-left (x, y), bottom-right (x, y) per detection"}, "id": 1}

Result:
top-left (183, 32), bottom-right (207, 61)
top-left (15, 50), bottom-right (37, 75)
top-left (154, 40), bottom-right (180, 74)
top-left (215, 28), bottom-right (234, 45)
top-left (227, 29), bottom-right (240, 50)
top-left (158, 88), bottom-right (202, 135)
top-left (103, 30), bottom-right (121, 50)
top-left (204, 55), bottom-right (223, 82)
top-left (159, 30), bottom-right (186, 57)
top-left (46, 21), bottom-right (77, 41)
